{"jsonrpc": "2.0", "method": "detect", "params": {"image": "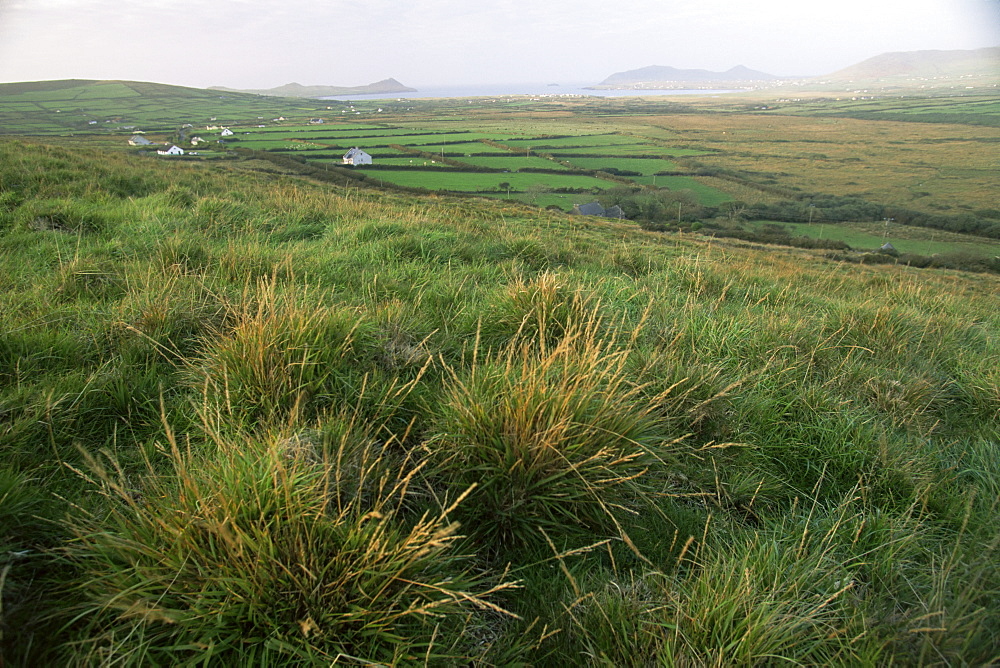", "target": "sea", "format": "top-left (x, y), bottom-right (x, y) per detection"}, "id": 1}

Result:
top-left (320, 83), bottom-right (739, 101)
